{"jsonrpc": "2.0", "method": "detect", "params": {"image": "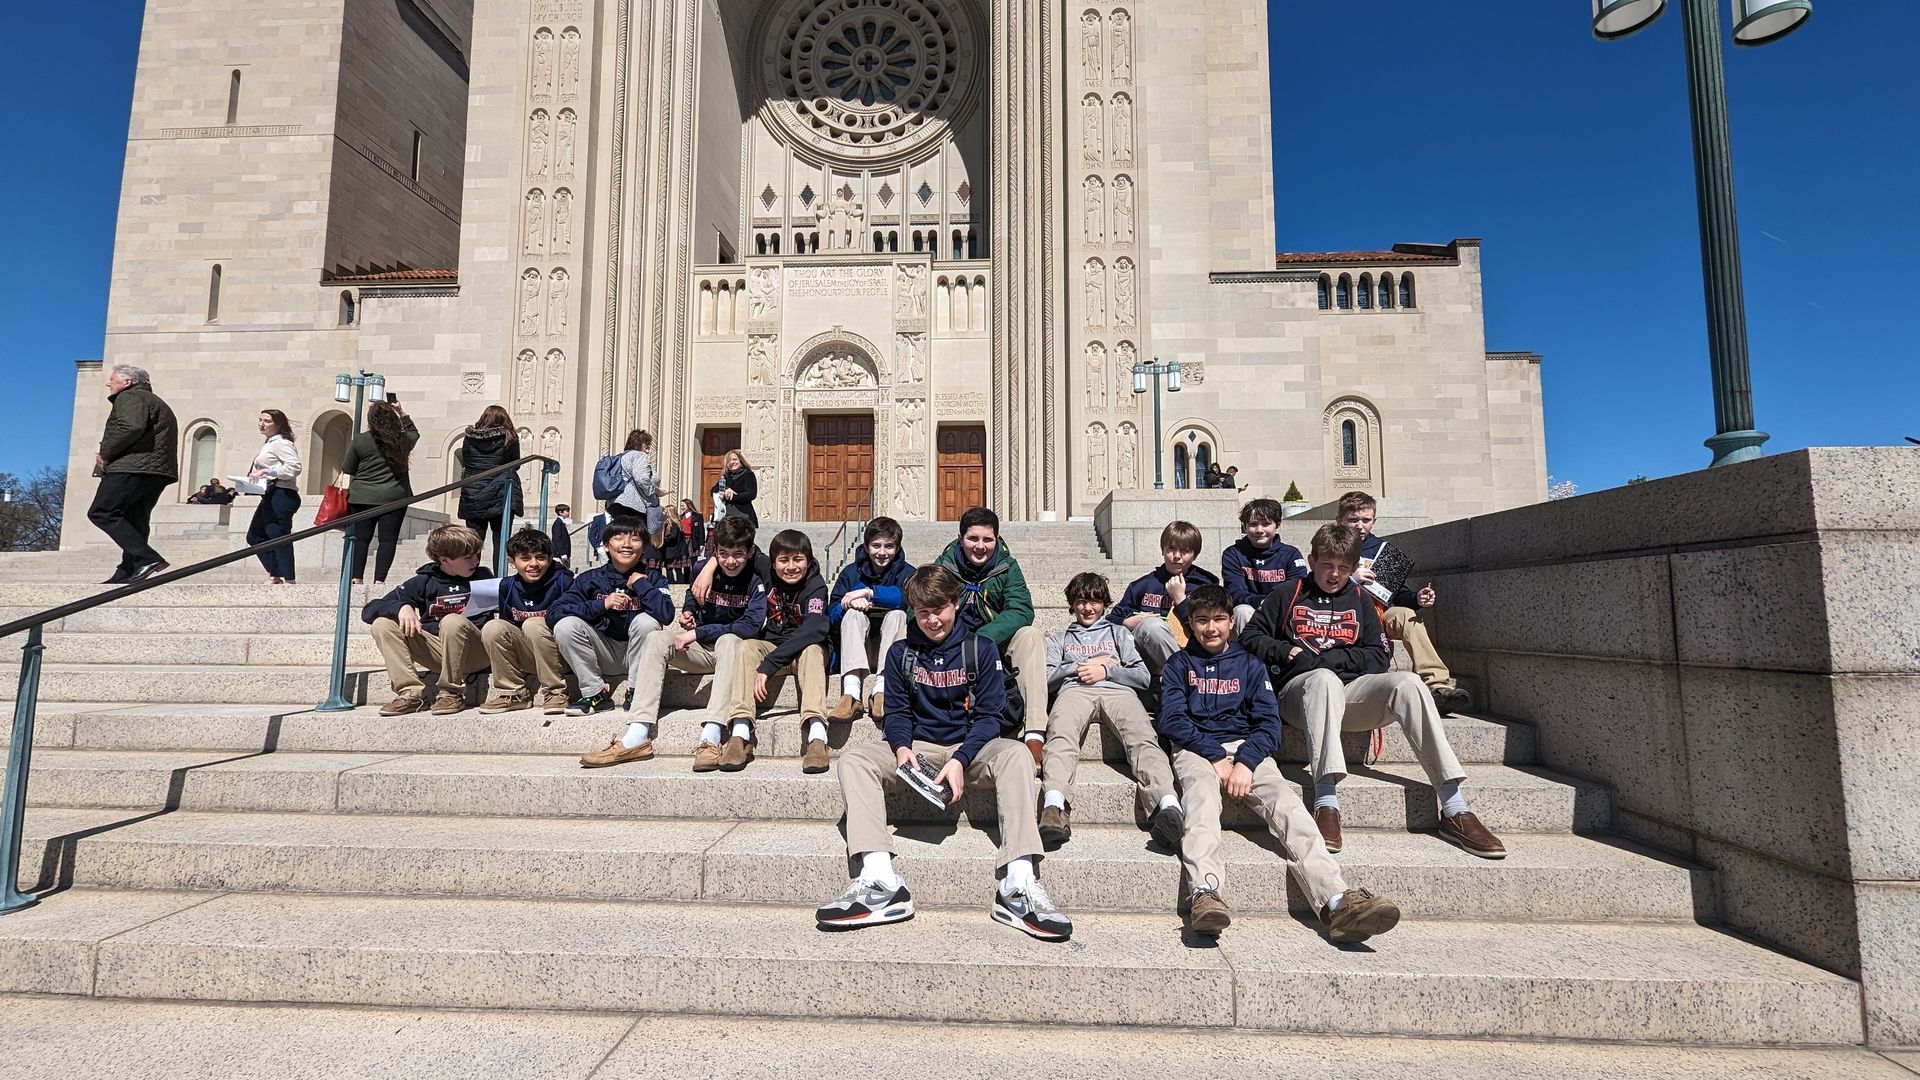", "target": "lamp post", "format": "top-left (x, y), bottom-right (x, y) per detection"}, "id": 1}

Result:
top-left (1592, 0), bottom-right (1810, 467)
top-left (1131, 356), bottom-right (1183, 490)
top-left (317, 370), bottom-right (384, 713)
